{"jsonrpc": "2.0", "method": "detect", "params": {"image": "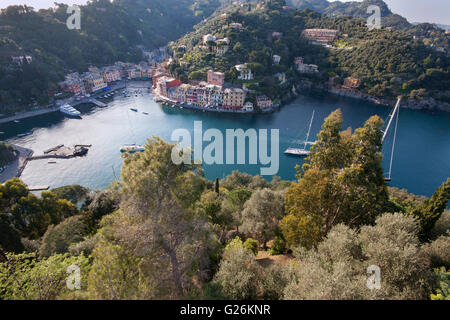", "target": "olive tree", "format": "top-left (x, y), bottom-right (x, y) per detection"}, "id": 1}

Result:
top-left (240, 188), bottom-right (284, 248)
